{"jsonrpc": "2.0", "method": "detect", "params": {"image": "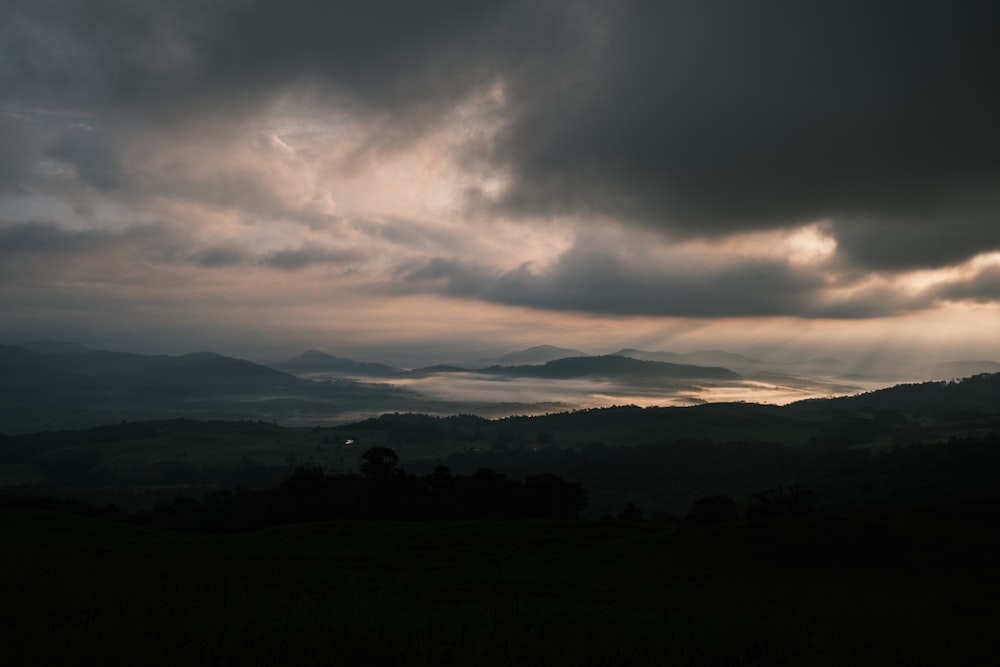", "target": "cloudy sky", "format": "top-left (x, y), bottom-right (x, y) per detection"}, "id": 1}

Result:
top-left (2, 0), bottom-right (999, 365)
